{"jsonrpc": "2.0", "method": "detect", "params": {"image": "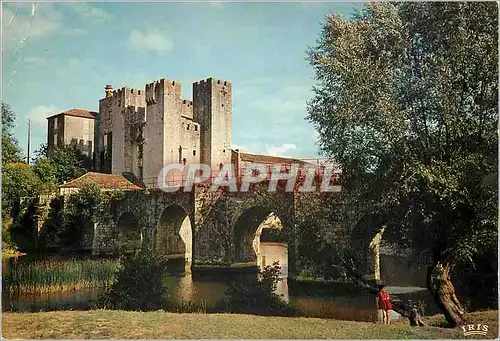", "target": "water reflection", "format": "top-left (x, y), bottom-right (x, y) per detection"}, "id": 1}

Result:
top-left (3, 244), bottom-right (439, 320)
